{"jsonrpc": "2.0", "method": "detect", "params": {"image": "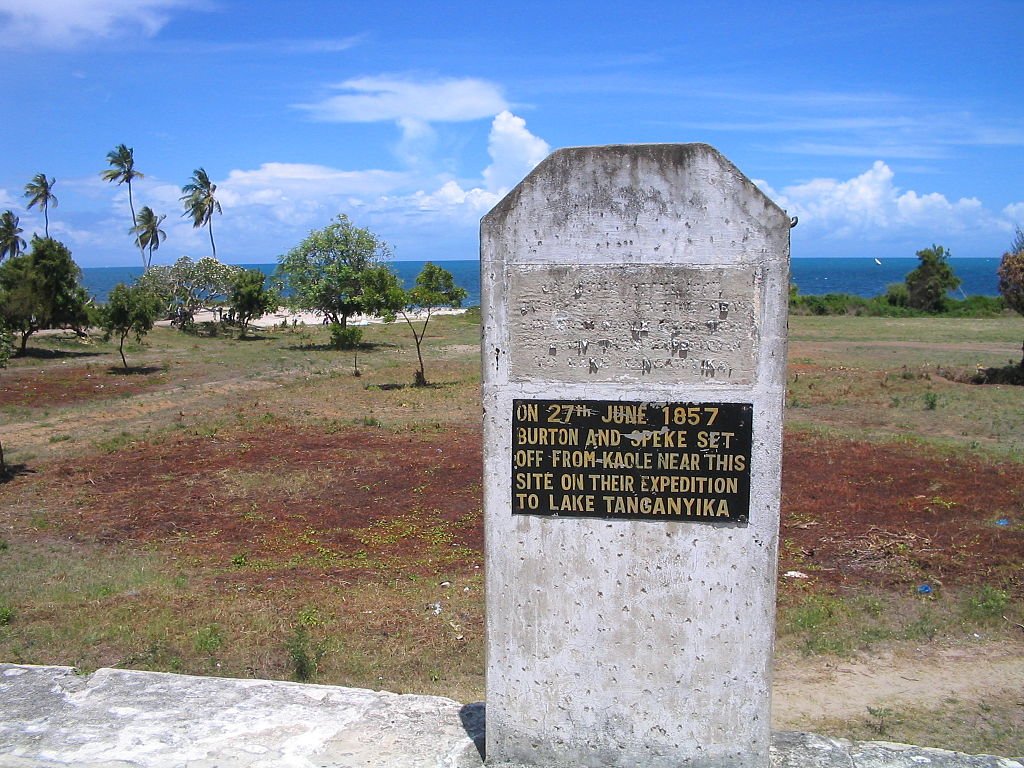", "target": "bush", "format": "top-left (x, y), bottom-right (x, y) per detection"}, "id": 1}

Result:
top-left (884, 282), bottom-right (909, 307)
top-left (790, 292), bottom-right (872, 316)
top-left (906, 244), bottom-right (961, 312)
top-left (944, 295), bottom-right (1004, 317)
top-left (329, 323), bottom-right (363, 350)
top-left (788, 287), bottom-right (1001, 319)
